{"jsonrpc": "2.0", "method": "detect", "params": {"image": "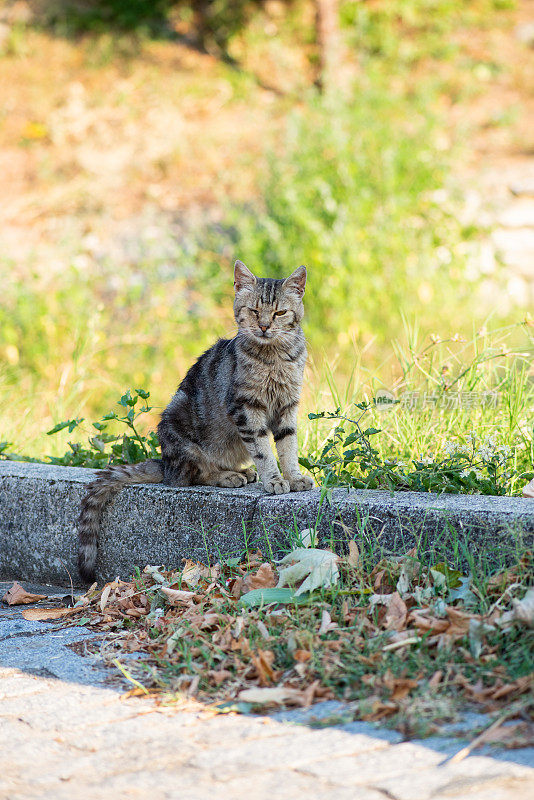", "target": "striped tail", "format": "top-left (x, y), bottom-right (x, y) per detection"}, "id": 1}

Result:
top-left (77, 459), bottom-right (163, 583)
